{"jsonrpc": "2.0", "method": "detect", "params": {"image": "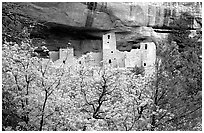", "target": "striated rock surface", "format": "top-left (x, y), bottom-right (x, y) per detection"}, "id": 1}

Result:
top-left (16, 2), bottom-right (202, 29)
top-left (3, 2), bottom-right (202, 51)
